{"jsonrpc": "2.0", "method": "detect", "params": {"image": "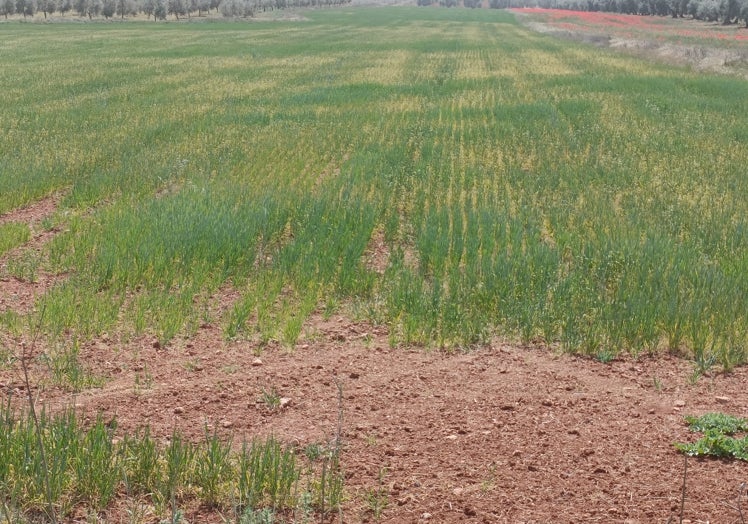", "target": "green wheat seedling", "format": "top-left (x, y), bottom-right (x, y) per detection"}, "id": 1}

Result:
top-left (3, 250), bottom-right (41, 283)
top-left (235, 436), bottom-right (300, 514)
top-left (121, 427), bottom-right (161, 497)
top-left (0, 404), bottom-right (77, 519)
top-left (318, 450), bottom-right (345, 517)
top-left (259, 387), bottom-right (282, 411)
top-left (195, 428), bottom-right (234, 508)
top-left (158, 429), bottom-right (195, 521)
top-left (0, 223), bottom-right (31, 258)
top-left (74, 415), bottom-right (120, 511)
top-left (364, 468), bottom-right (388, 521)
top-left (0, 342), bottom-right (18, 370)
top-left (0, 403), bottom-right (334, 520)
top-left (133, 364), bottom-right (154, 394)
top-left (297, 442), bottom-right (345, 519)
top-left (41, 339), bottom-right (103, 392)
top-left (224, 293), bottom-right (258, 340)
